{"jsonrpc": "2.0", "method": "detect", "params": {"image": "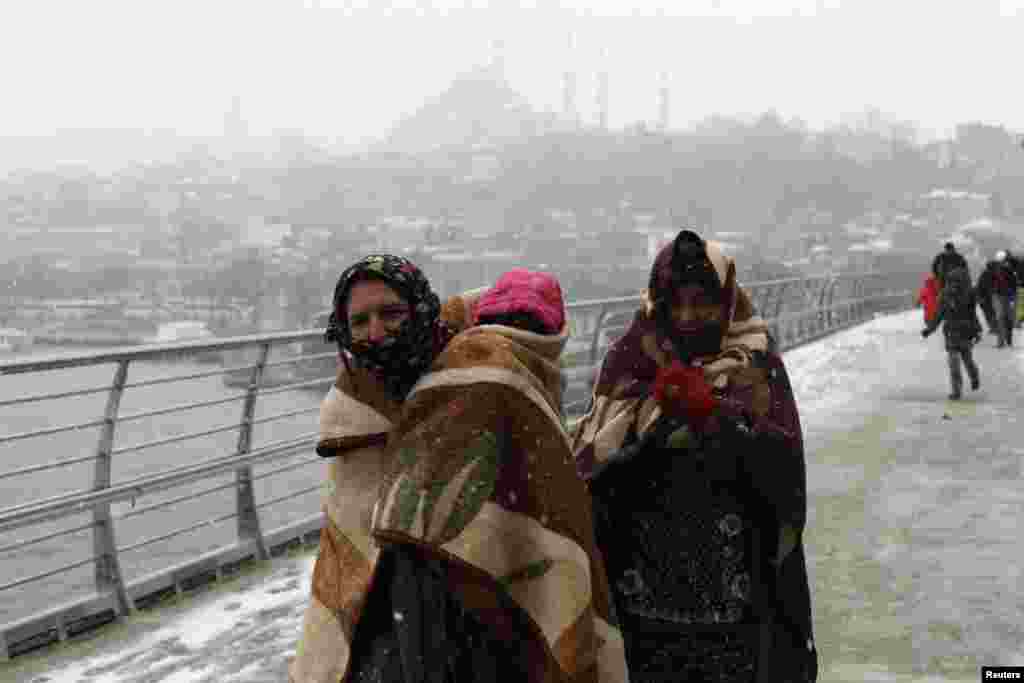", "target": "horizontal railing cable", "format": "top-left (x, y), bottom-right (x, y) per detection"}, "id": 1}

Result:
top-left (0, 453), bottom-right (101, 481)
top-left (0, 521), bottom-right (95, 555)
top-left (0, 329), bottom-right (324, 376)
top-left (249, 406), bottom-right (321, 428)
top-left (256, 377), bottom-right (335, 396)
top-left (0, 555), bottom-right (99, 593)
top-left (0, 385), bottom-right (113, 408)
top-left (260, 351), bottom-right (338, 370)
top-left (0, 418), bottom-right (106, 446)
top-left (118, 511), bottom-right (241, 554)
top-left (252, 456), bottom-right (322, 482)
top-left (110, 422), bottom-right (245, 457)
top-left (115, 481), bottom-right (240, 521)
top-left (254, 484), bottom-right (322, 510)
top-left (114, 392), bottom-right (247, 423)
top-left (121, 365), bottom-right (244, 389)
